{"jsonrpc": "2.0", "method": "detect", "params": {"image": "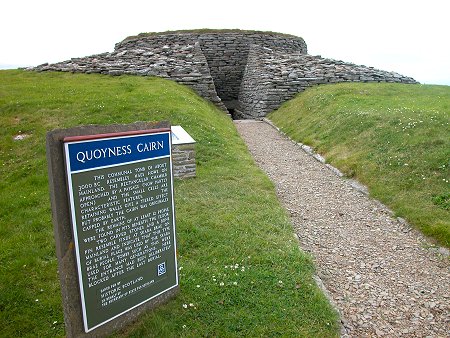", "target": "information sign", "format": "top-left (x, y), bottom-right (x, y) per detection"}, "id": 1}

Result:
top-left (63, 129), bottom-right (178, 332)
